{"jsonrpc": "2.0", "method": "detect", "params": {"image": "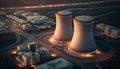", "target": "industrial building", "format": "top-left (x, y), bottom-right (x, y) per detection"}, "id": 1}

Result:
top-left (68, 15), bottom-right (97, 53)
top-left (0, 21), bottom-right (9, 33)
top-left (21, 52), bottom-right (32, 66)
top-left (37, 47), bottom-right (51, 60)
top-left (96, 23), bottom-right (120, 38)
top-left (96, 23), bottom-right (105, 32)
top-left (52, 10), bottom-right (73, 43)
top-left (110, 28), bottom-right (120, 38)
top-left (13, 11), bottom-right (25, 15)
top-left (17, 42), bottom-right (38, 52)
top-left (27, 42), bottom-right (38, 52)
top-left (21, 12), bottom-right (55, 31)
top-left (104, 25), bottom-right (114, 36)
top-left (6, 15), bottom-right (26, 24)
top-left (16, 50), bottom-right (50, 66)
top-left (17, 45), bottom-right (28, 52)
top-left (13, 11), bottom-right (55, 25)
top-left (35, 58), bottom-right (73, 69)
top-left (16, 52), bottom-right (41, 66)
top-left (6, 11), bottom-right (55, 32)
top-left (15, 42), bottom-right (51, 66)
